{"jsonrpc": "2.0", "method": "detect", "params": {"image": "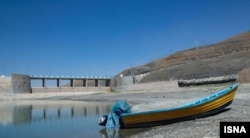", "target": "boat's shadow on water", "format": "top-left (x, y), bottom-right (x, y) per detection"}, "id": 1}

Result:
top-left (99, 127), bottom-right (150, 138)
